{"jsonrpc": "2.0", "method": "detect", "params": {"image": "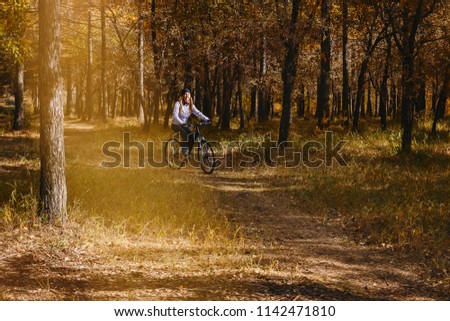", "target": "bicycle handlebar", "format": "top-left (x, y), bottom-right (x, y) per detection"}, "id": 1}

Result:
top-left (196, 121), bottom-right (212, 127)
